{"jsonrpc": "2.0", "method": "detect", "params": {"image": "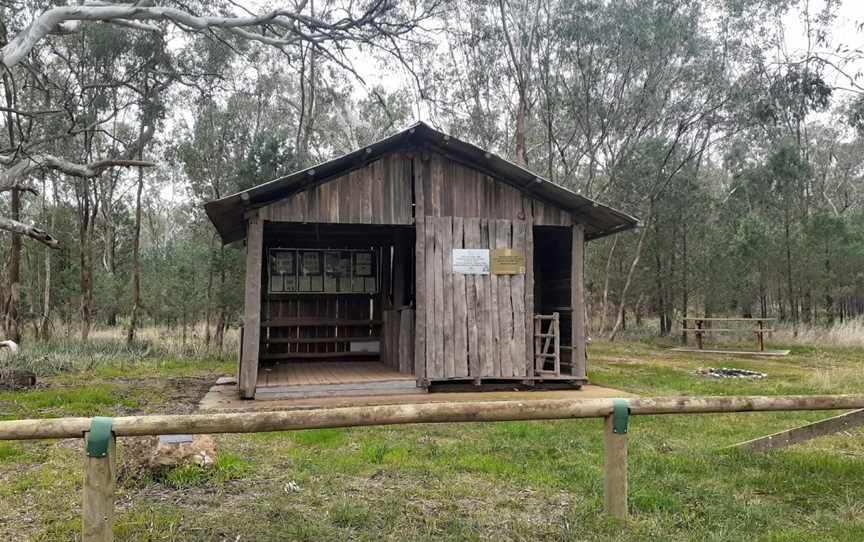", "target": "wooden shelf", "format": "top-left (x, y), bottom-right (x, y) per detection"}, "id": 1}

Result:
top-left (262, 318), bottom-right (383, 327)
top-left (260, 351), bottom-right (380, 361)
top-left (266, 292), bottom-right (377, 297)
top-left (265, 336), bottom-right (380, 344)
